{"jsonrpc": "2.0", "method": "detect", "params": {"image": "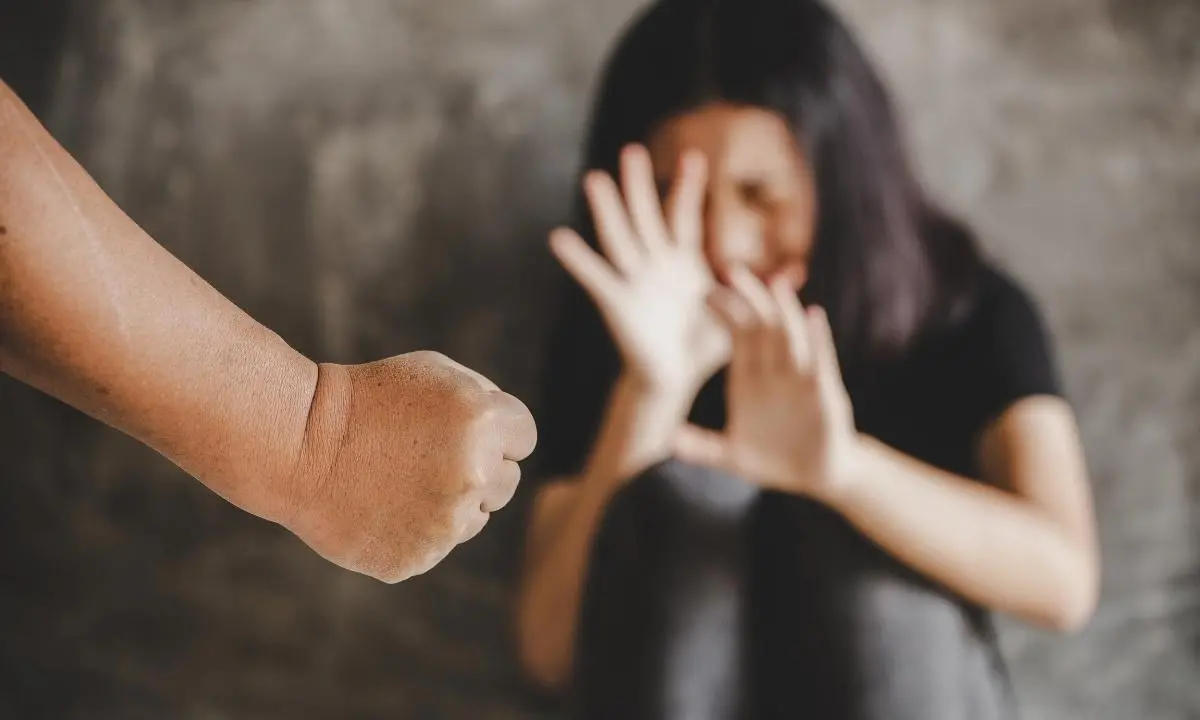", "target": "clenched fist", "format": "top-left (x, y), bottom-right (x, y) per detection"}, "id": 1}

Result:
top-left (0, 81), bottom-right (536, 586)
top-left (278, 351), bottom-right (537, 583)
